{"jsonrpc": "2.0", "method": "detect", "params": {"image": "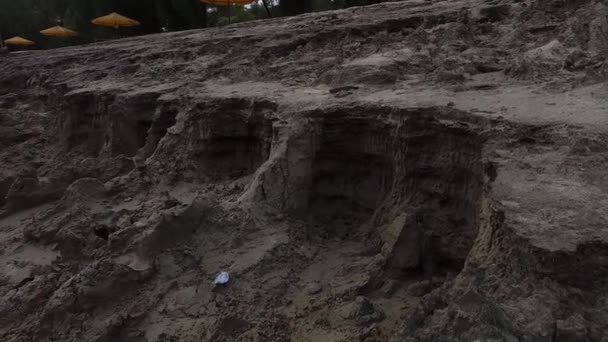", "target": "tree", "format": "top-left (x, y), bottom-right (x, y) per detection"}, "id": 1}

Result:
top-left (155, 0), bottom-right (207, 32)
top-left (280, 0), bottom-right (312, 16)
